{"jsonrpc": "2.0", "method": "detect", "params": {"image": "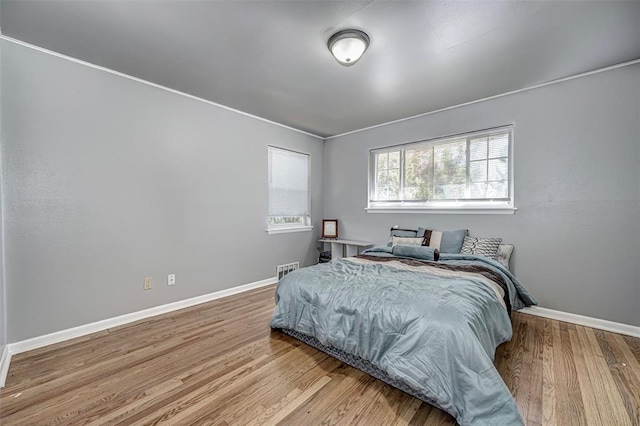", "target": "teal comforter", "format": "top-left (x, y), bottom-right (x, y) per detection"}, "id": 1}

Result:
top-left (270, 253), bottom-right (536, 425)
